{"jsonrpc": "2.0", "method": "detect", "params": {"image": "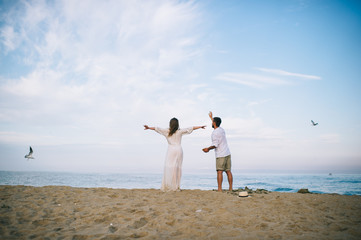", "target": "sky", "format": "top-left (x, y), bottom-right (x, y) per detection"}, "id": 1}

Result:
top-left (0, 0), bottom-right (360, 174)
